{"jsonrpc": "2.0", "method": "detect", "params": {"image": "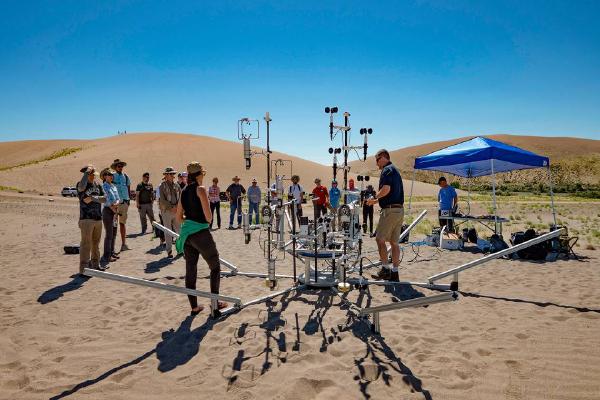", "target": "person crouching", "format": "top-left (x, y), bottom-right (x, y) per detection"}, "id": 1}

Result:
top-left (175, 162), bottom-right (227, 315)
